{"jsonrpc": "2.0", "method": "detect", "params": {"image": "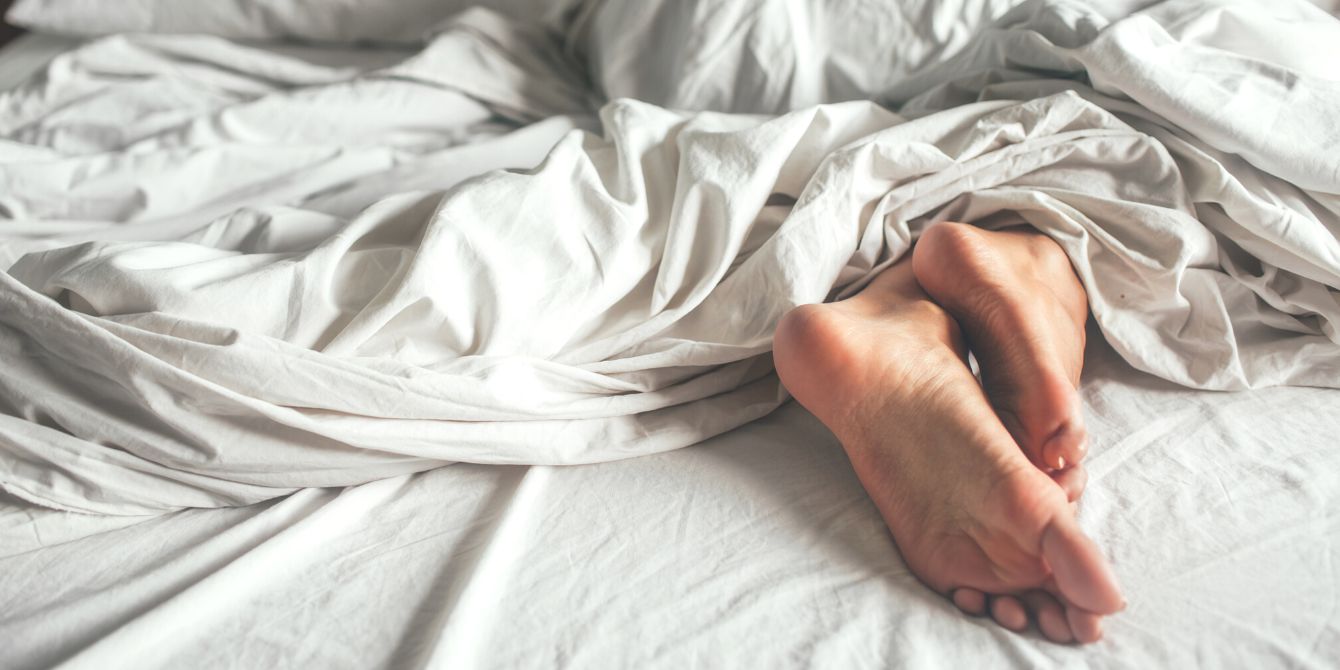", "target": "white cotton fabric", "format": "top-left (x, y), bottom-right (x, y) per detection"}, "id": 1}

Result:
top-left (4, 0), bottom-right (582, 43)
top-left (0, 33), bottom-right (79, 91)
top-left (576, 0), bottom-right (1026, 114)
top-left (1, 0), bottom-right (1339, 515)
top-left (3, 340), bottom-right (1339, 669)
